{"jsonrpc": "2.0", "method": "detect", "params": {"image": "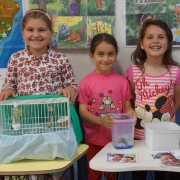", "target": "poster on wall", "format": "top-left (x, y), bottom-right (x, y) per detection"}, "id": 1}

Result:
top-left (0, 0), bottom-right (25, 79)
top-left (124, 0), bottom-right (180, 47)
top-left (27, 0), bottom-right (116, 49)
